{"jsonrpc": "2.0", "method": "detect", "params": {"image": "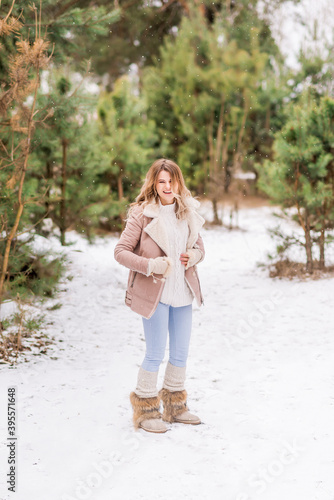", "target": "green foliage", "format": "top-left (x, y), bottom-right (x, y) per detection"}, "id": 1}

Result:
top-left (90, 0), bottom-right (184, 79)
top-left (0, 233), bottom-right (66, 301)
top-left (0, 0), bottom-right (59, 302)
top-left (29, 69), bottom-right (111, 240)
top-left (24, 314), bottom-right (46, 333)
top-left (30, 72), bottom-right (159, 236)
top-left (142, 4), bottom-right (280, 200)
top-left (0, 1), bottom-right (121, 77)
top-left (47, 302), bottom-right (62, 311)
top-left (259, 96), bottom-right (334, 207)
top-left (257, 93), bottom-right (334, 269)
top-left (96, 75), bottom-right (158, 207)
